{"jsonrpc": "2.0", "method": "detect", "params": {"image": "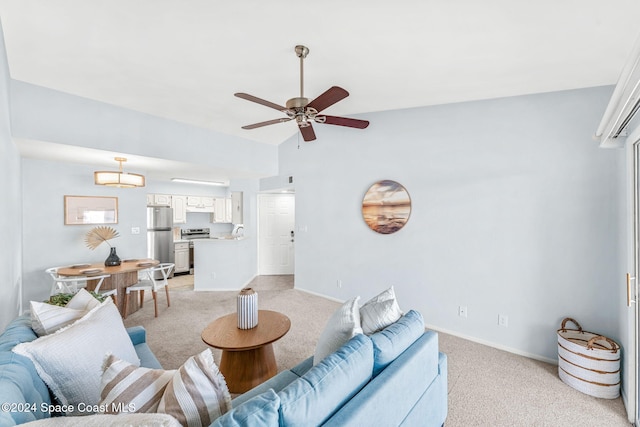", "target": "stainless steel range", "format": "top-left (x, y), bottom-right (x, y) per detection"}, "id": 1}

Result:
top-left (181, 228), bottom-right (210, 274)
